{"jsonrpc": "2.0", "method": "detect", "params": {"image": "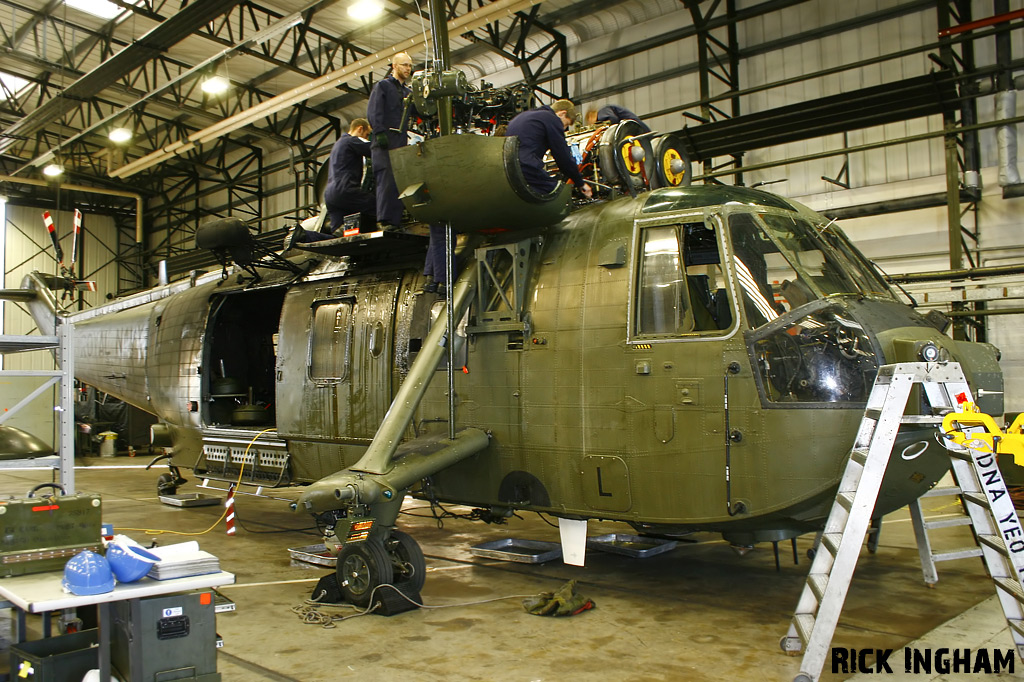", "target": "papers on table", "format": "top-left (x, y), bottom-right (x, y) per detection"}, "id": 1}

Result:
top-left (146, 541), bottom-right (221, 580)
